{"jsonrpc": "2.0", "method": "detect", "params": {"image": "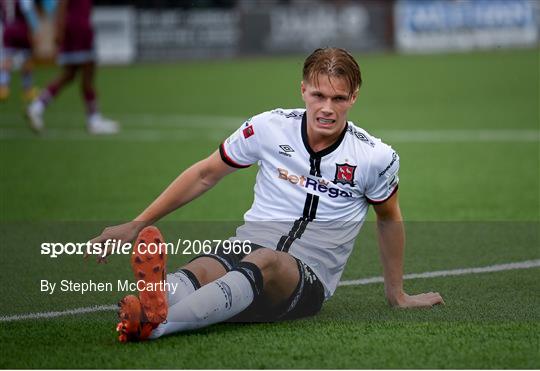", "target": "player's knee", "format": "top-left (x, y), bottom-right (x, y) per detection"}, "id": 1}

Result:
top-left (243, 248), bottom-right (280, 278)
top-left (183, 256), bottom-right (226, 286)
top-left (184, 264), bottom-right (209, 285)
